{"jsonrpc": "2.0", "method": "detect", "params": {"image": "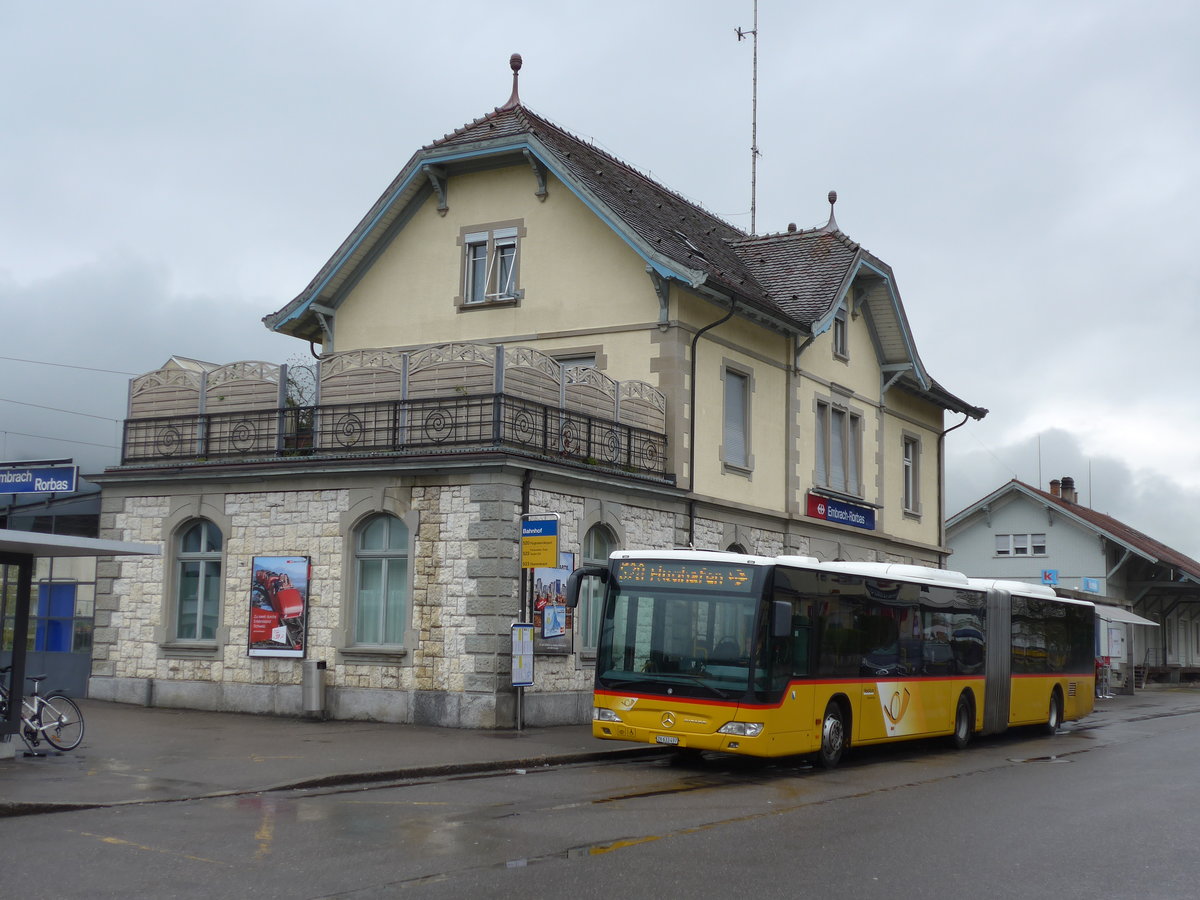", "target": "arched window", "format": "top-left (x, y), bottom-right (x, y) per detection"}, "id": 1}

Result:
top-left (727, 542), bottom-right (748, 554)
top-left (176, 520), bottom-right (222, 641)
top-left (581, 524), bottom-right (617, 651)
top-left (354, 514), bottom-right (409, 645)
